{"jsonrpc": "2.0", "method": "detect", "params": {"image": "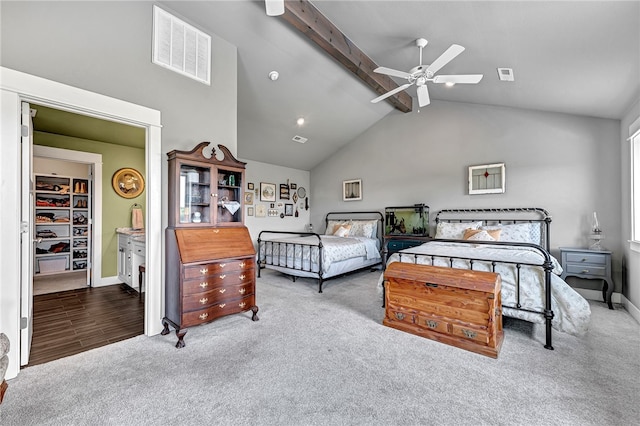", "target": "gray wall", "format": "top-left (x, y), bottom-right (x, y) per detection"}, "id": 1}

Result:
top-left (0, 0), bottom-right (238, 224)
top-left (310, 100), bottom-right (623, 291)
